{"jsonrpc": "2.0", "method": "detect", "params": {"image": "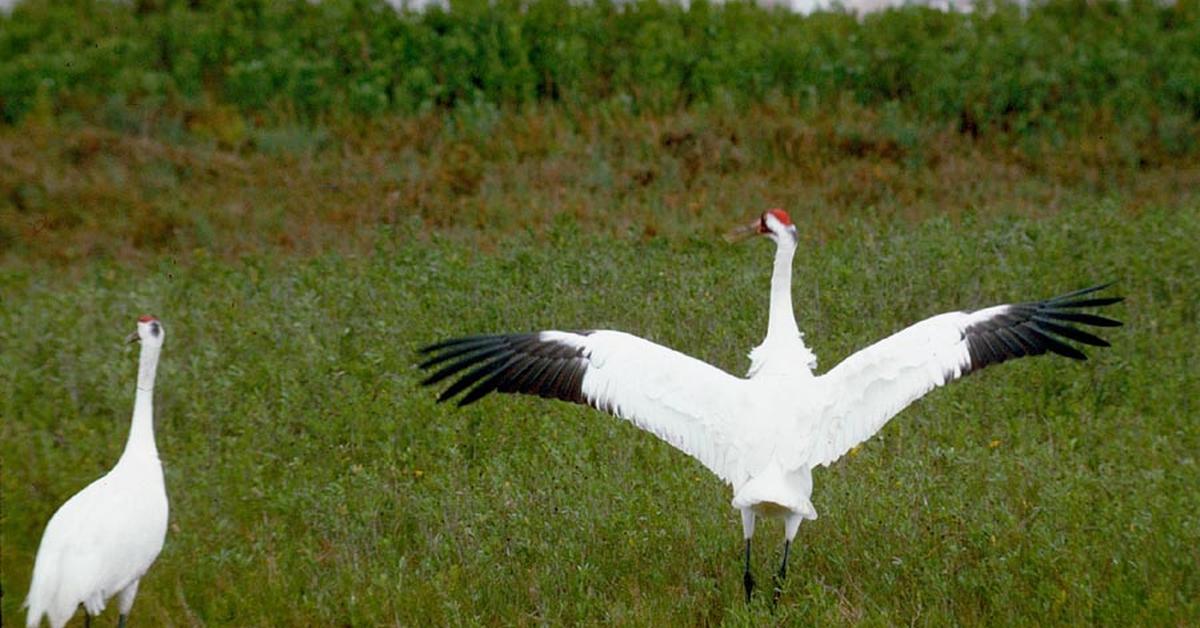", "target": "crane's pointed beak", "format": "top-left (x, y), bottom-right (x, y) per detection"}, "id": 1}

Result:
top-left (126, 331), bottom-right (140, 345)
top-left (723, 220), bottom-right (761, 243)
